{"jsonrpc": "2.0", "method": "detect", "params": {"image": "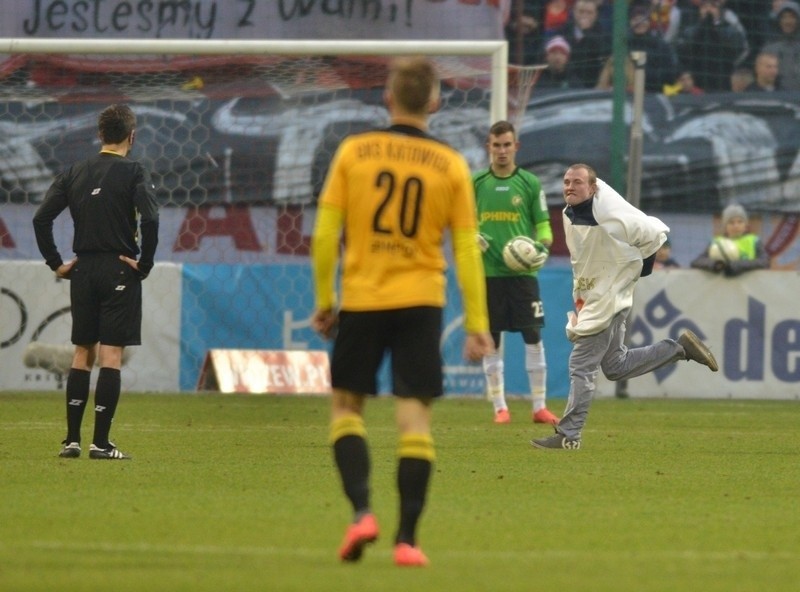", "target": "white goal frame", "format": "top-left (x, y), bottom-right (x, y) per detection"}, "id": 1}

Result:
top-left (0, 38), bottom-right (508, 124)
